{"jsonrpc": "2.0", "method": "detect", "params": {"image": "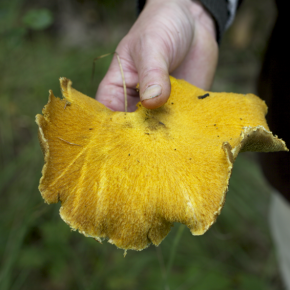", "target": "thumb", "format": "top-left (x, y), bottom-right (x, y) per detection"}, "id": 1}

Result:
top-left (132, 41), bottom-right (171, 109)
